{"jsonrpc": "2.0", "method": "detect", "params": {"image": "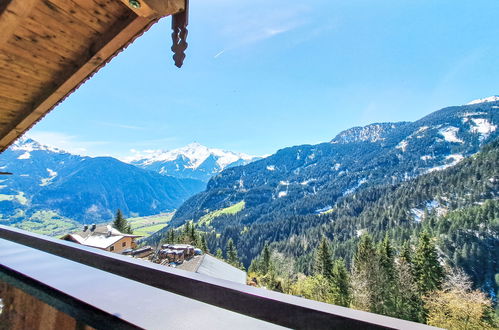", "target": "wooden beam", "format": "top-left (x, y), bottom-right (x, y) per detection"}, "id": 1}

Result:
top-left (0, 0), bottom-right (38, 47)
top-left (0, 14), bottom-right (158, 152)
top-left (119, 0), bottom-right (185, 18)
